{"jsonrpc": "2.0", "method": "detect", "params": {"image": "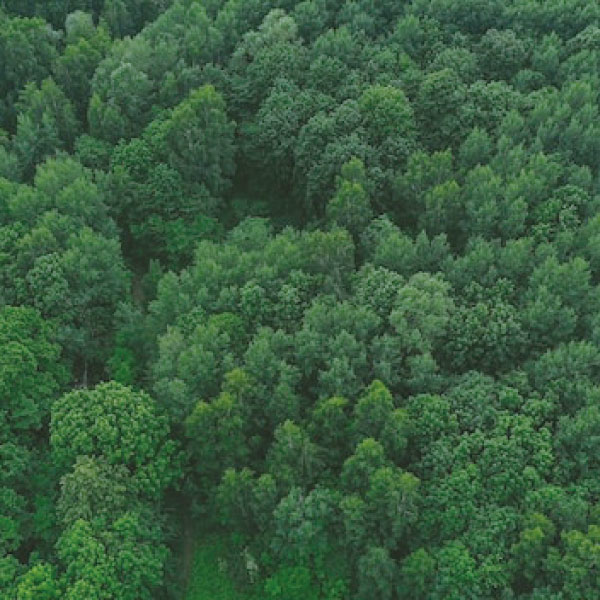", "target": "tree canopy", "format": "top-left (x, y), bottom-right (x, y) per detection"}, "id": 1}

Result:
top-left (4, 1), bottom-right (600, 599)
